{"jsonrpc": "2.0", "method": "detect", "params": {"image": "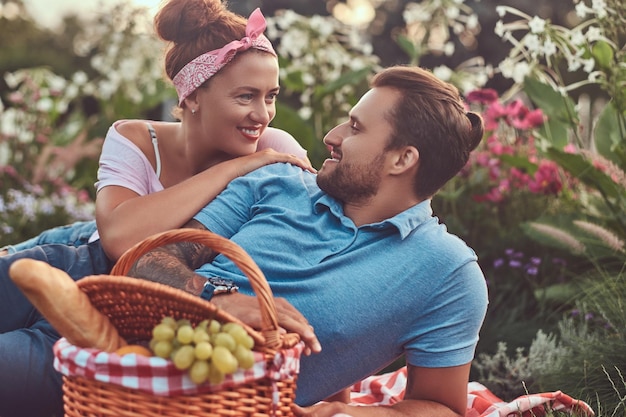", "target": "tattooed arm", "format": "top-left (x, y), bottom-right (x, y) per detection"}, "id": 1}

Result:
top-left (126, 219), bottom-right (322, 354)
top-left (127, 219), bottom-right (215, 295)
